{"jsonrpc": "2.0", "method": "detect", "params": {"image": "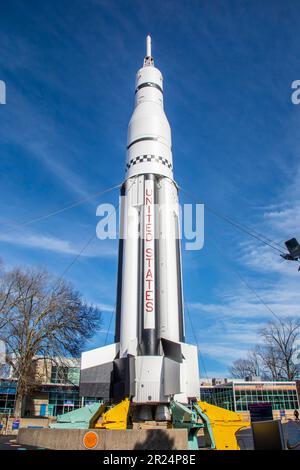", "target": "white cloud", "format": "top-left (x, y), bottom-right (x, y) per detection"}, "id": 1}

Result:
top-left (263, 203), bottom-right (300, 236)
top-left (188, 289), bottom-right (297, 320)
top-left (261, 164), bottom-right (300, 238)
top-left (190, 164), bottom-right (300, 370)
top-left (239, 243), bottom-right (295, 275)
top-left (96, 303), bottom-right (115, 313)
top-left (200, 344), bottom-right (249, 363)
top-left (0, 230), bottom-right (117, 258)
top-left (187, 275), bottom-right (300, 368)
